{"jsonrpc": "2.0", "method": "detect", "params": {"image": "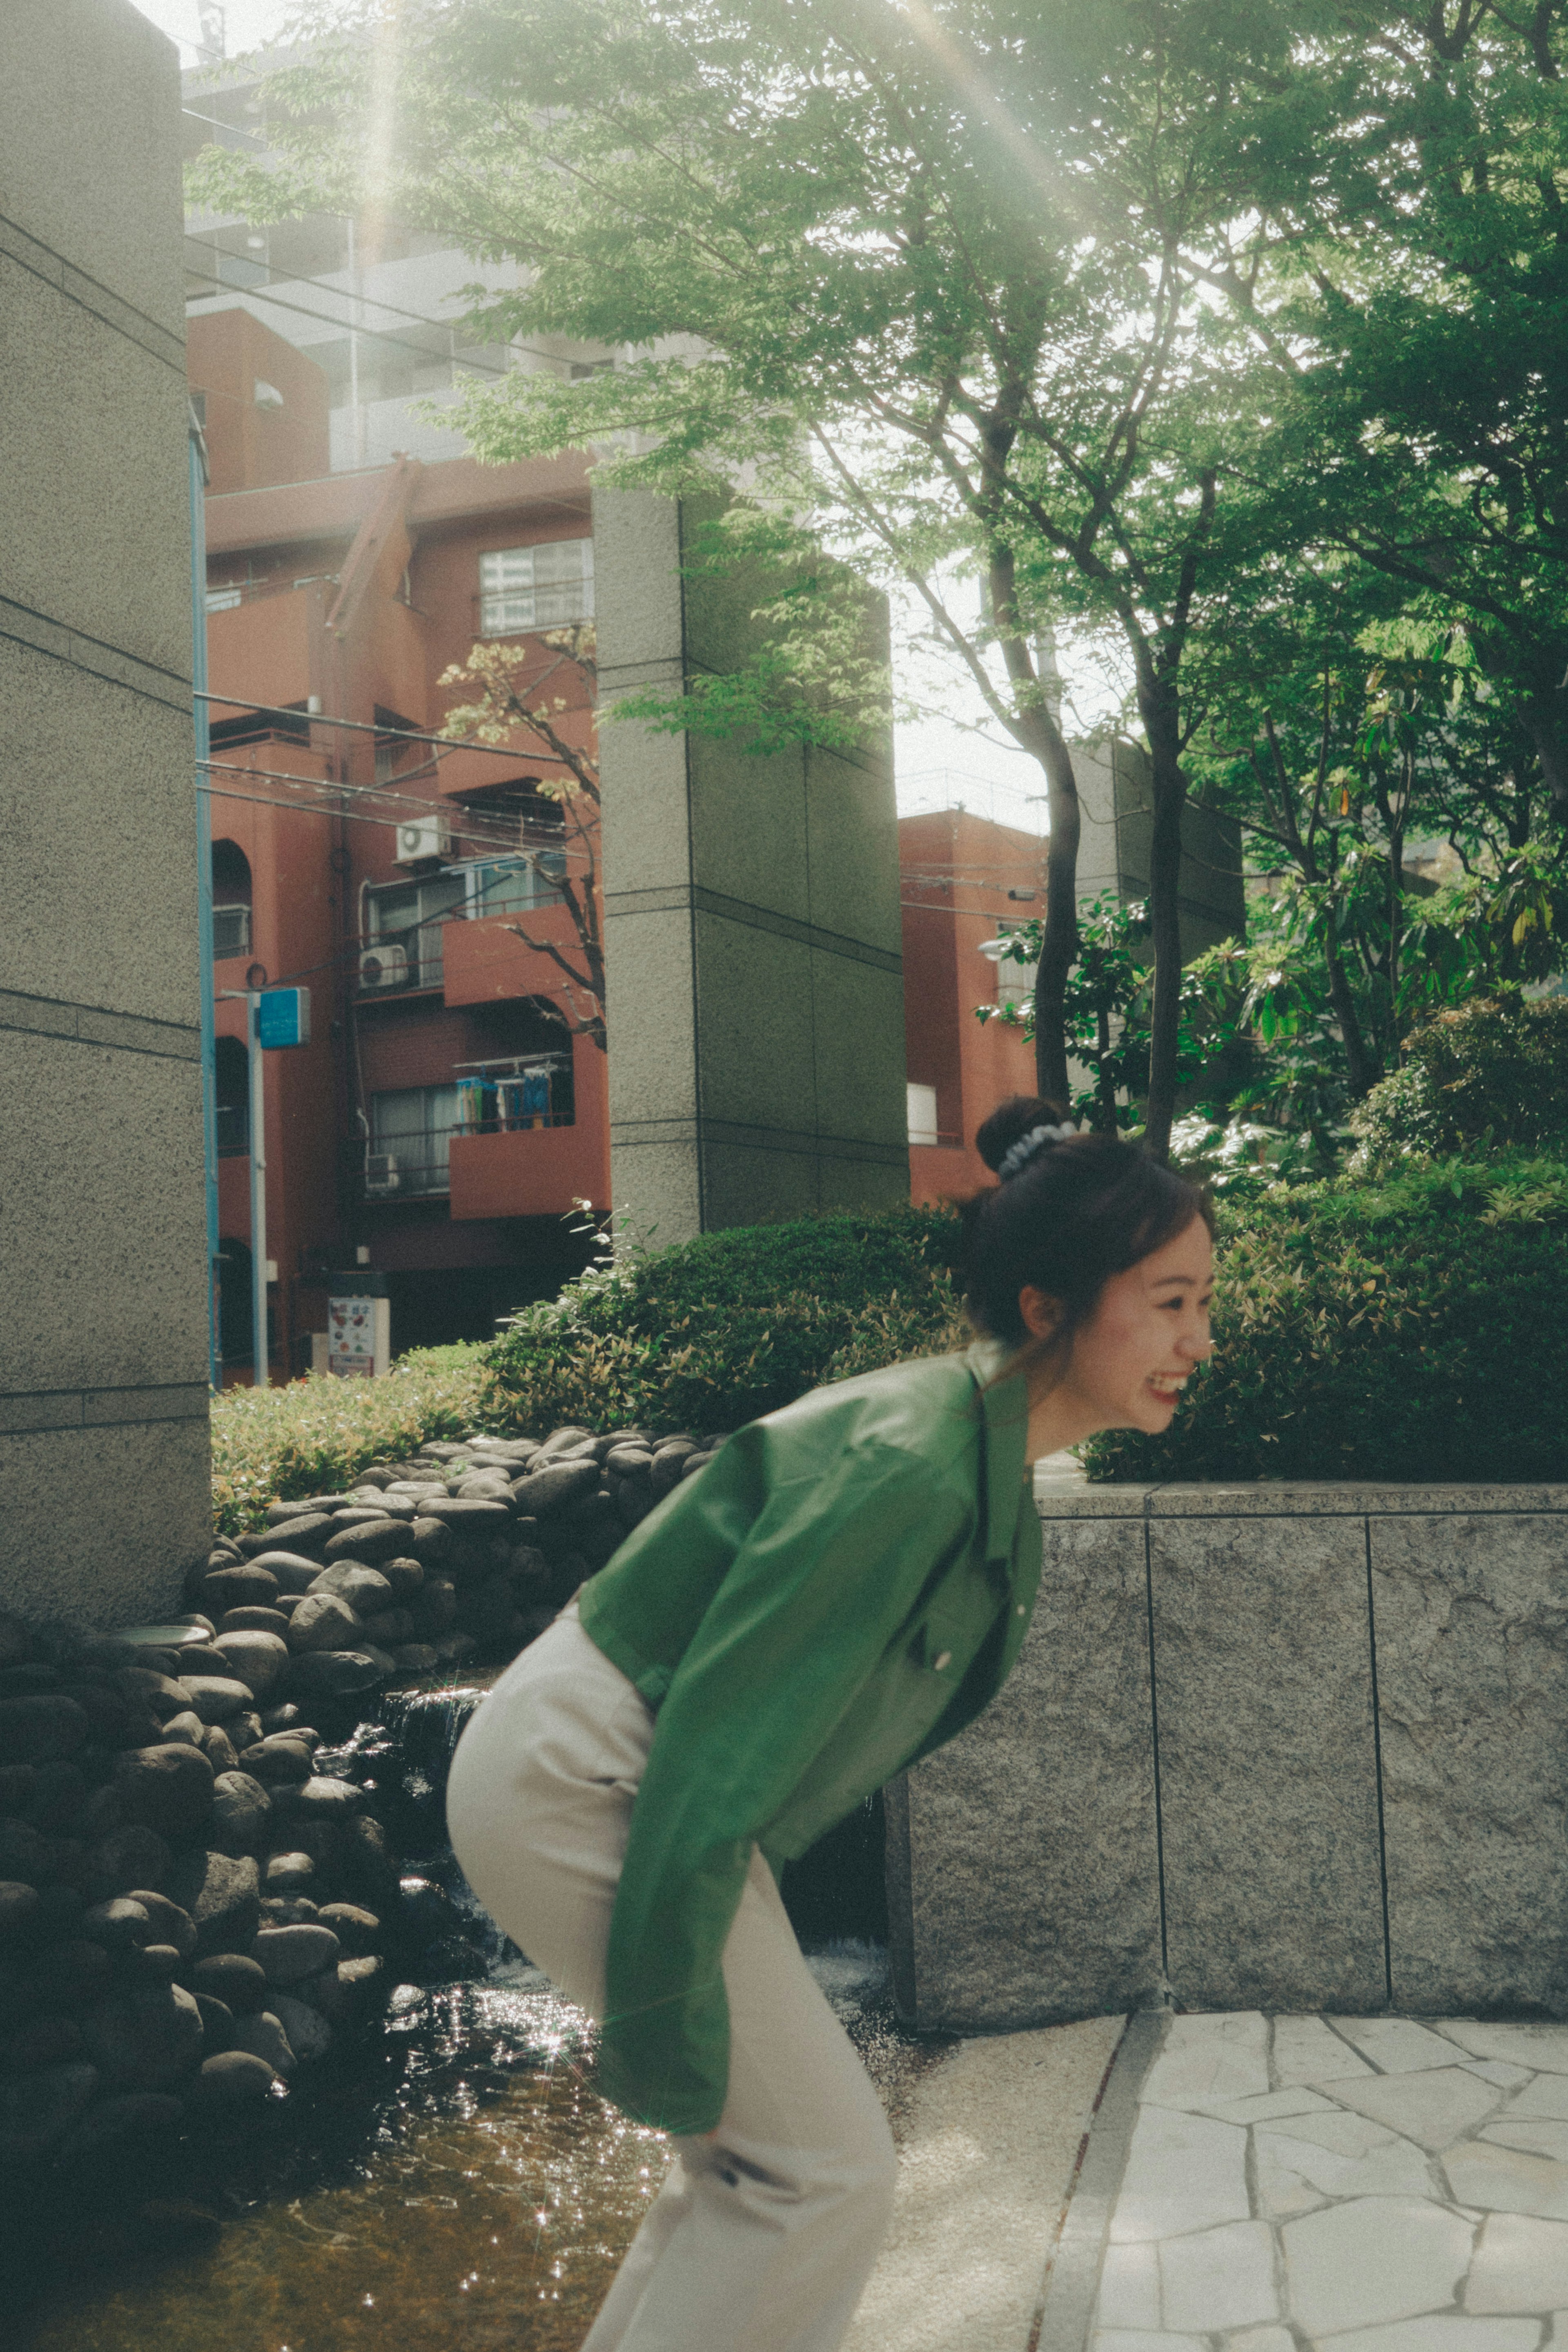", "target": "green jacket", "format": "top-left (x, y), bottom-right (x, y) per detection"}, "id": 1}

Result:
top-left (577, 1341), bottom-right (1042, 2134)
